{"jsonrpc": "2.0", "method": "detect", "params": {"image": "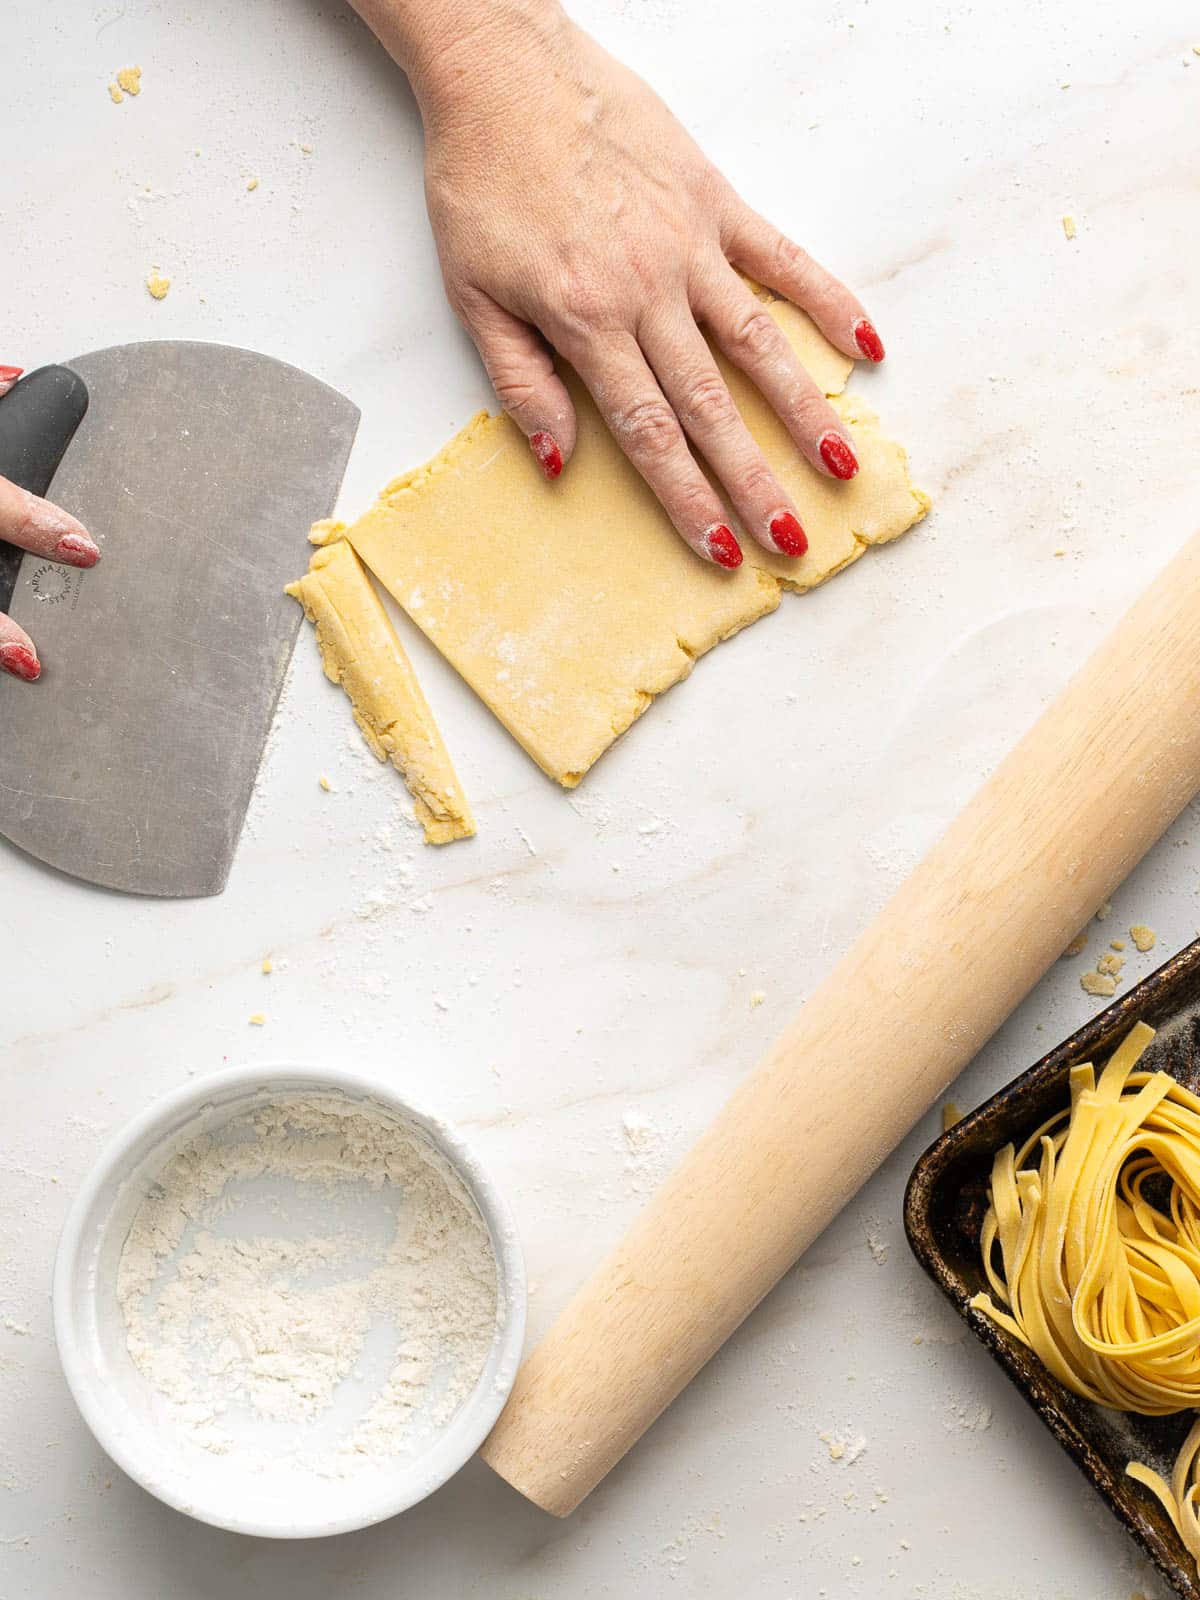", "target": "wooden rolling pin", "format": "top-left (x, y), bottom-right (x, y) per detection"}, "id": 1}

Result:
top-left (482, 528), bottom-right (1200, 1515)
